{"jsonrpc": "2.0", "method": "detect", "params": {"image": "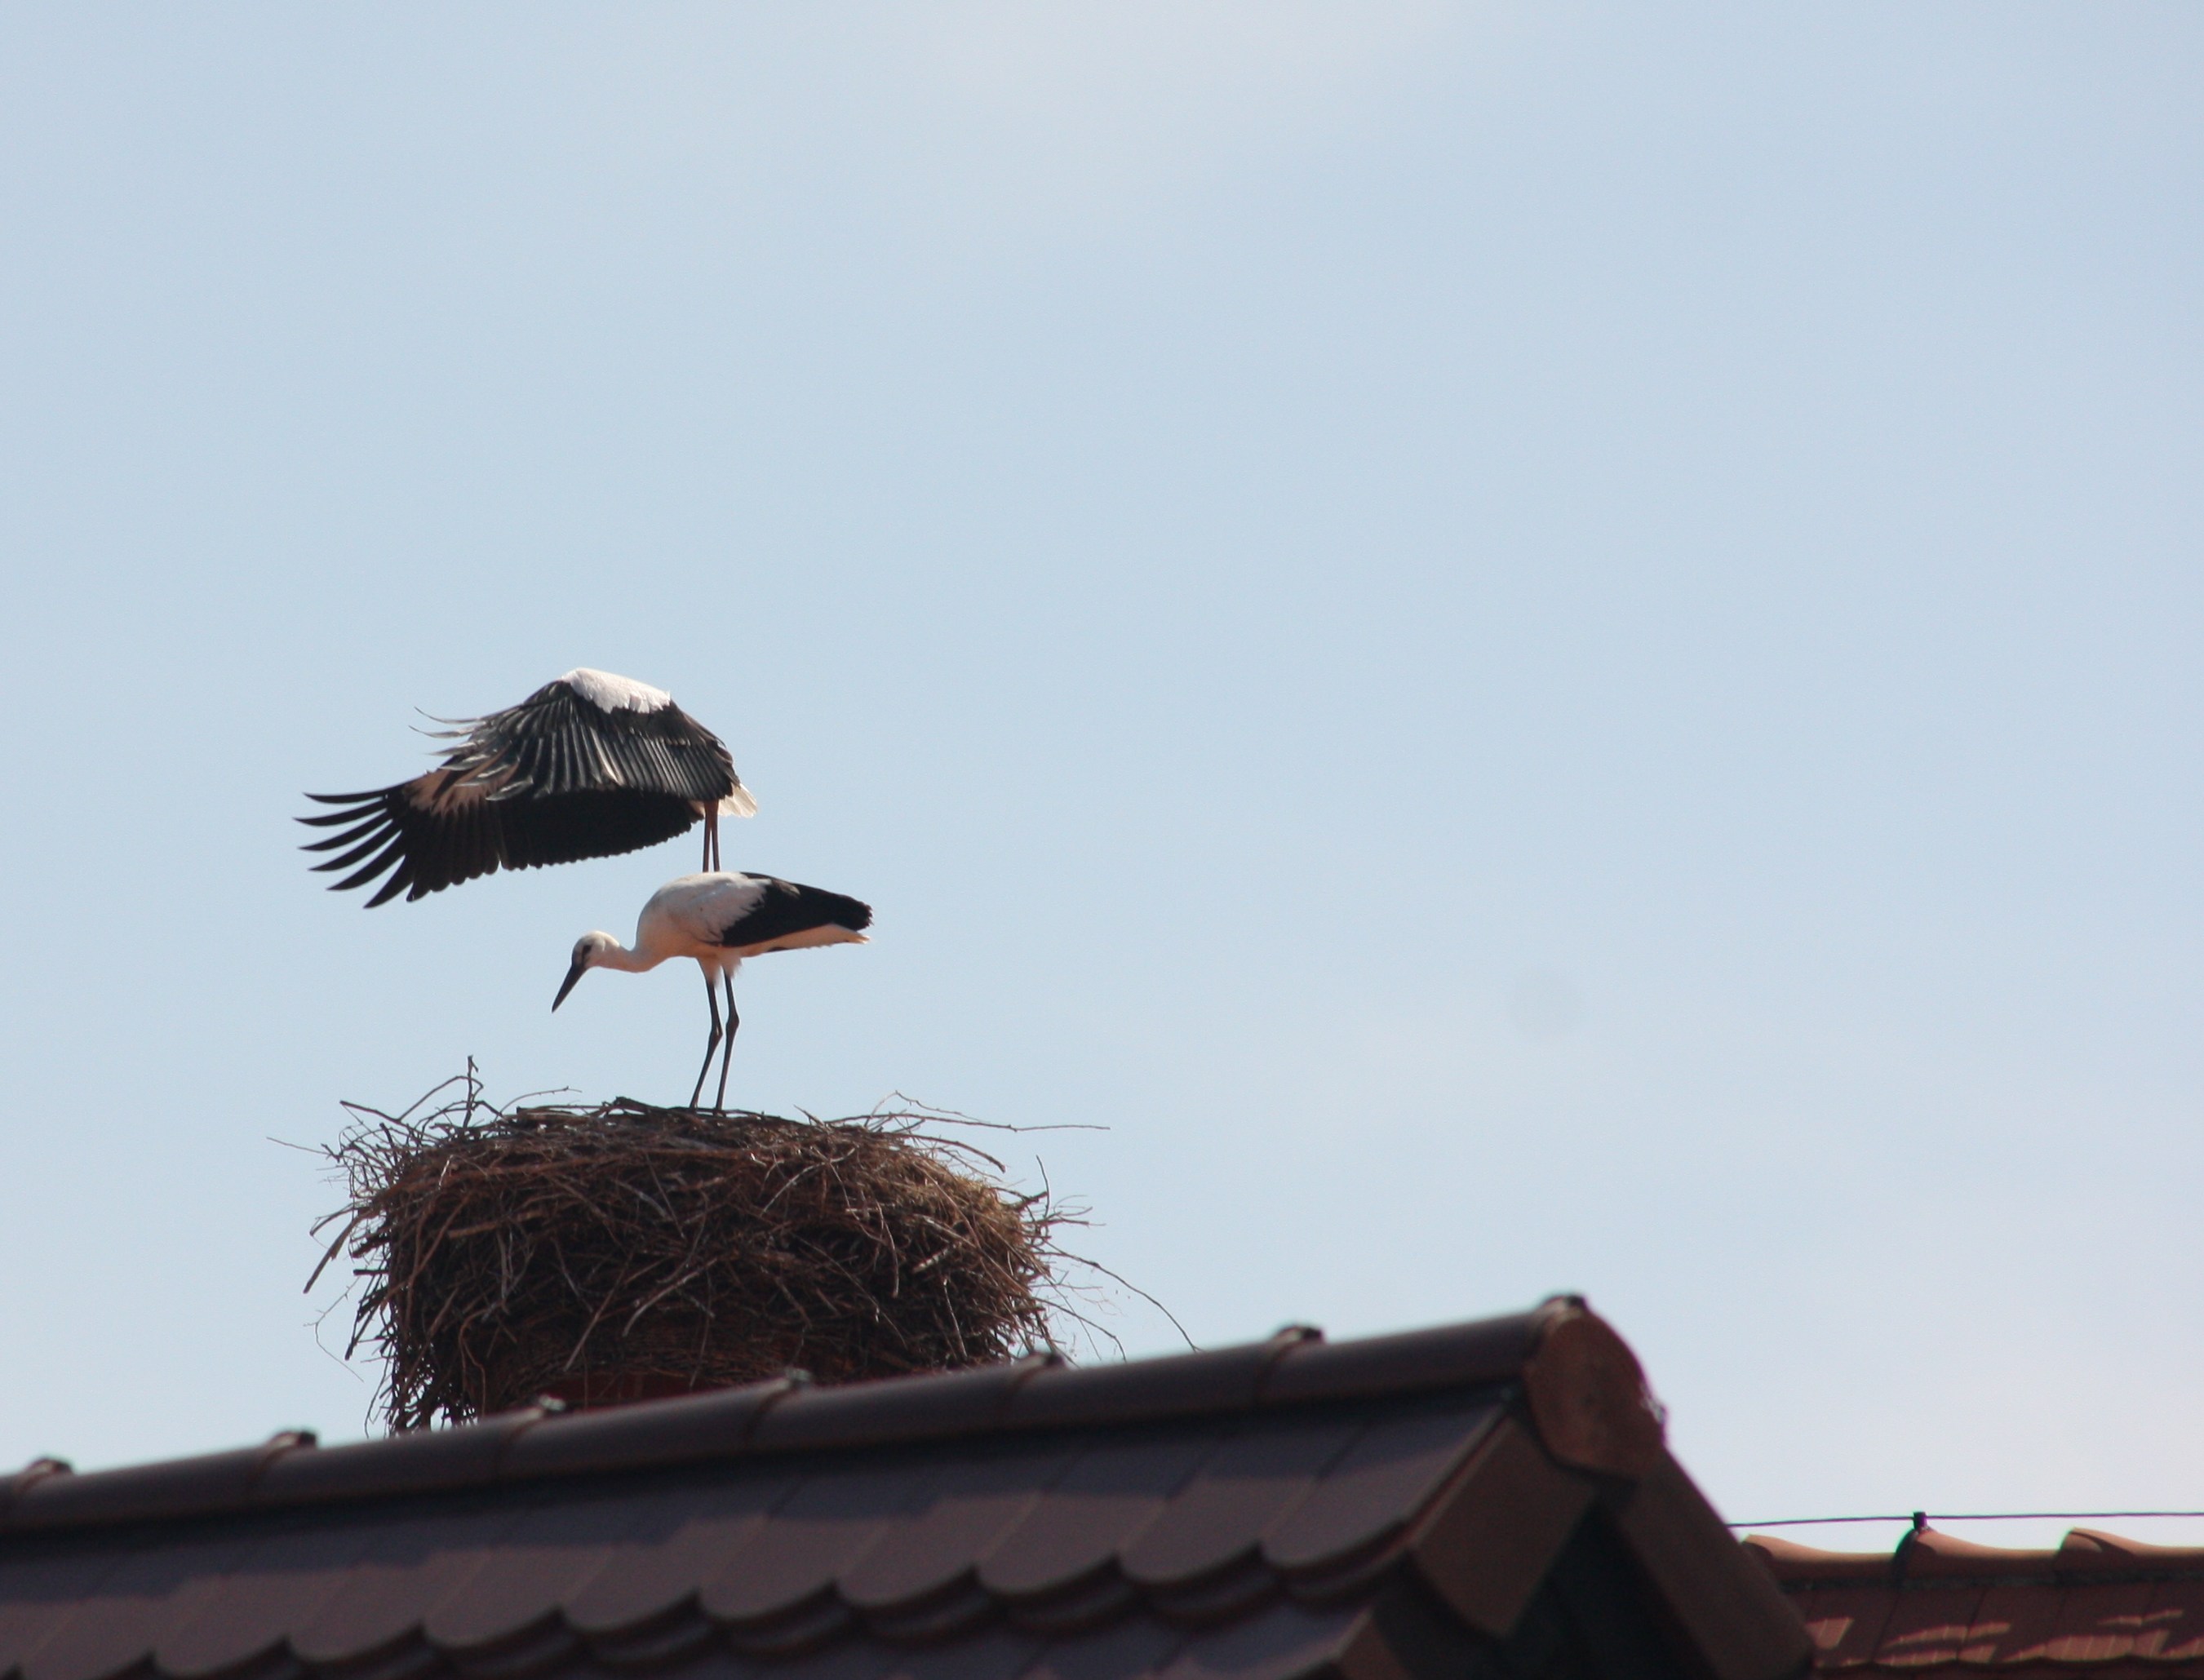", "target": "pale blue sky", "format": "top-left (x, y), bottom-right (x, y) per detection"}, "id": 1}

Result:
top-left (2, 5), bottom-right (2199, 1554)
